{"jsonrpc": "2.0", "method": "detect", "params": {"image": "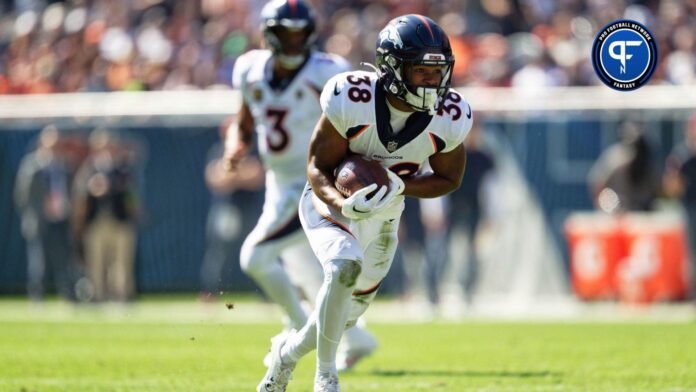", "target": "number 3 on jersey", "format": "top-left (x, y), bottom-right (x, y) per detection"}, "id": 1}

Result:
top-left (265, 108), bottom-right (289, 153)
